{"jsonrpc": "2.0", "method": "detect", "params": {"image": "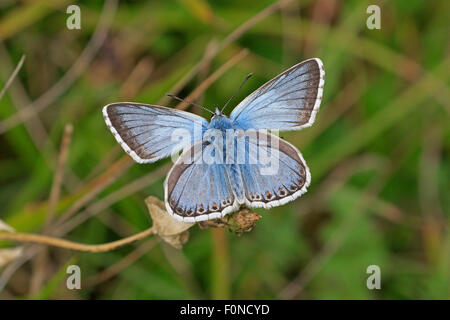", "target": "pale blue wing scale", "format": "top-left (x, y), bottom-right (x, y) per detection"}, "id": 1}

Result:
top-left (164, 142), bottom-right (238, 222)
top-left (103, 103), bottom-right (208, 163)
top-left (237, 131), bottom-right (310, 208)
top-left (230, 58), bottom-right (325, 131)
